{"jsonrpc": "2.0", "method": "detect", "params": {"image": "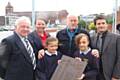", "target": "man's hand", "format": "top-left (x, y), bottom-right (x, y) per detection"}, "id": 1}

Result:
top-left (38, 49), bottom-right (45, 59)
top-left (112, 77), bottom-right (120, 80)
top-left (91, 49), bottom-right (99, 58)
